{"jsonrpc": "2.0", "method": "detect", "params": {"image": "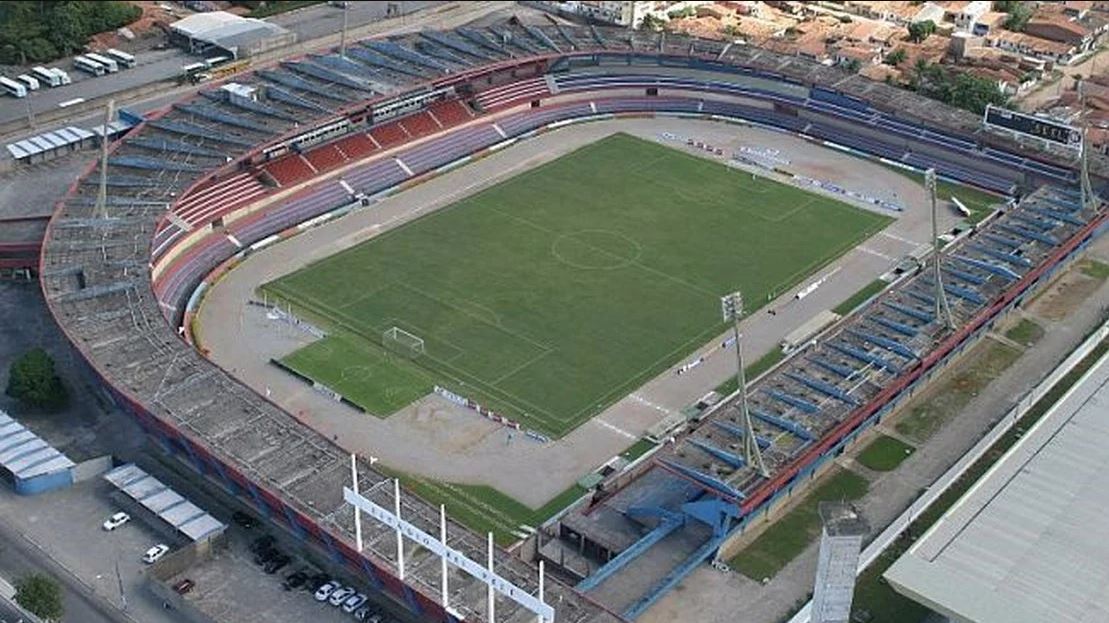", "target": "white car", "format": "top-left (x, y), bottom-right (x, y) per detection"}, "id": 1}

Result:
top-left (102, 512), bottom-right (131, 531)
top-left (342, 593), bottom-right (368, 613)
top-left (328, 586), bottom-right (356, 607)
top-left (314, 580), bottom-right (341, 602)
top-left (142, 544), bottom-right (170, 564)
